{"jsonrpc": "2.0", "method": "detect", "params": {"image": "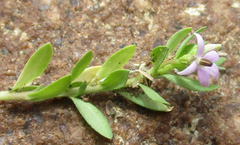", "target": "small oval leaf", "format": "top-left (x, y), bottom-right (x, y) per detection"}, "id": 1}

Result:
top-left (150, 46), bottom-right (168, 76)
top-left (100, 69), bottom-right (129, 91)
top-left (166, 27), bottom-right (192, 54)
top-left (163, 74), bottom-right (219, 91)
top-left (27, 75), bottom-right (72, 101)
top-left (94, 45), bottom-right (136, 81)
top-left (71, 51), bottom-right (93, 82)
top-left (215, 57), bottom-right (226, 66)
top-left (12, 43), bottom-right (53, 91)
top-left (218, 66), bottom-right (226, 71)
top-left (215, 57), bottom-right (226, 71)
top-left (71, 97), bottom-right (113, 139)
top-left (73, 81), bottom-right (87, 97)
top-left (74, 66), bottom-right (101, 83)
top-left (119, 91), bottom-right (173, 112)
top-left (138, 84), bottom-right (171, 106)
